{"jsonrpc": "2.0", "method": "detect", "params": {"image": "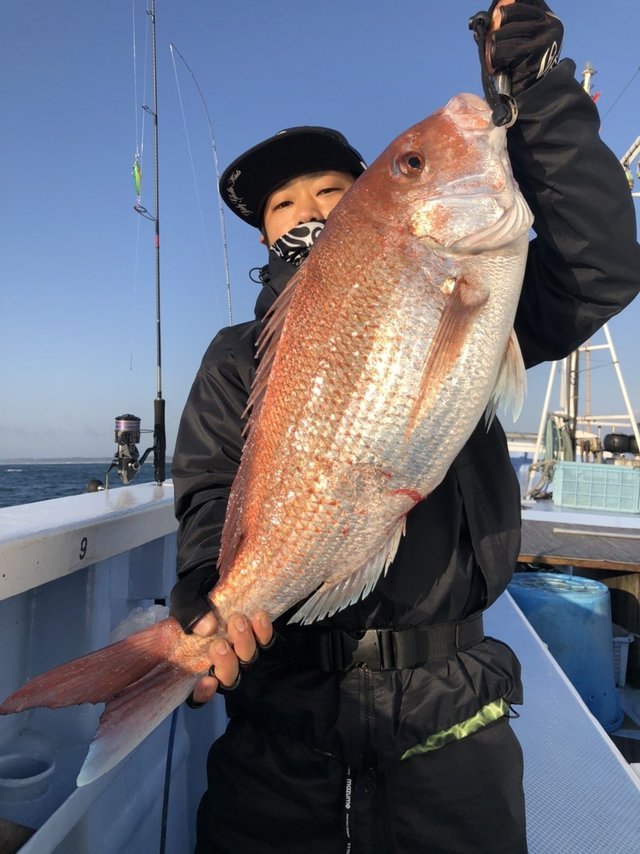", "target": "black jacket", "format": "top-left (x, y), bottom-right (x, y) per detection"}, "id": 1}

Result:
top-left (170, 61), bottom-right (640, 765)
